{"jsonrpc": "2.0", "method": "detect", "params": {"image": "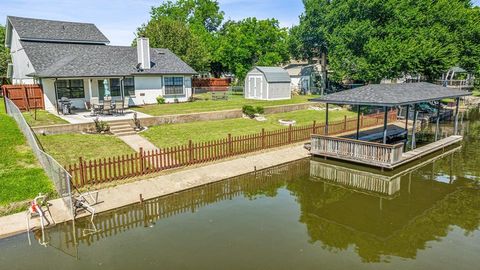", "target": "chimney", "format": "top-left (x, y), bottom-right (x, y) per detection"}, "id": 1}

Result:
top-left (137, 37), bottom-right (151, 69)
